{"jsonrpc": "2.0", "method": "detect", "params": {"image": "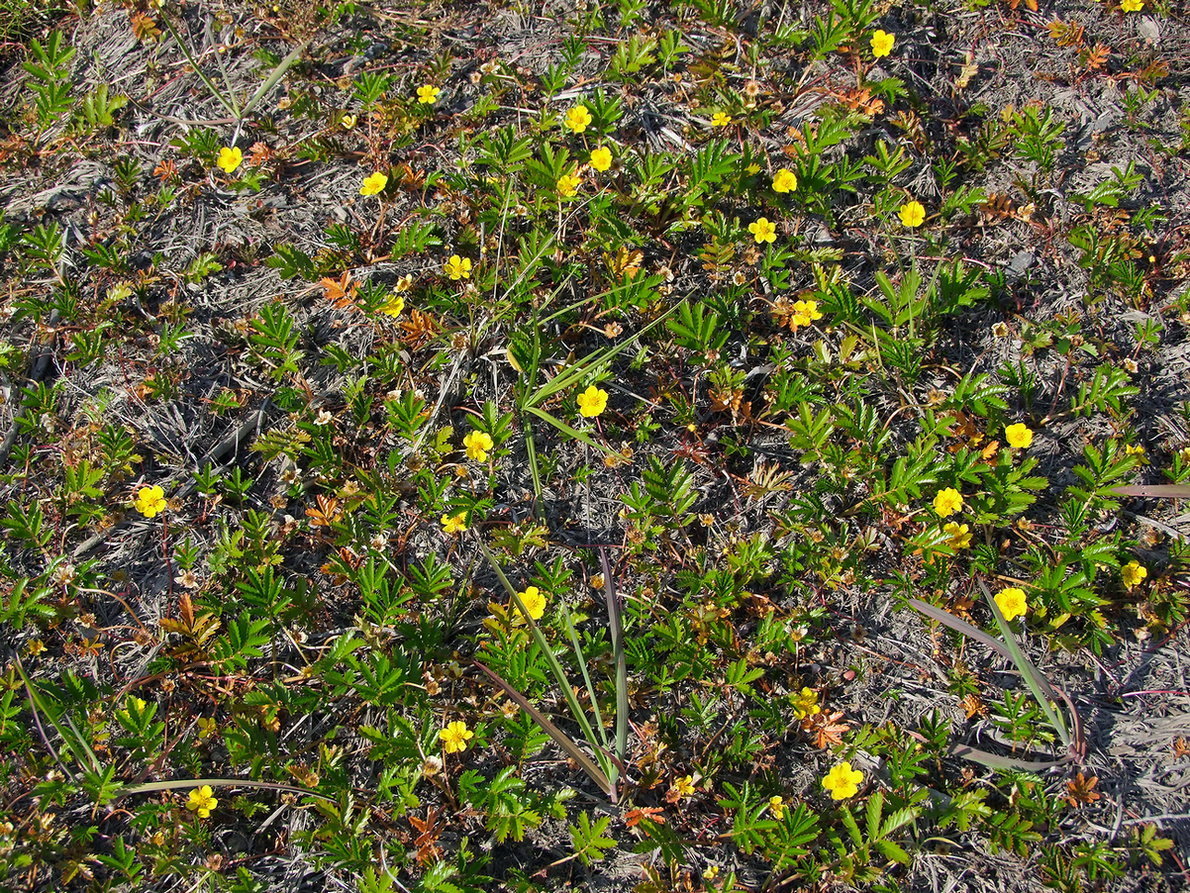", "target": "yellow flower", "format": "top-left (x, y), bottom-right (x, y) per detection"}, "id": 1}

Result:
top-left (556, 172), bottom-right (581, 198)
top-left (1120, 0), bottom-right (1143, 10)
top-left (340, 113), bottom-right (357, 129)
top-left (1122, 560), bottom-right (1148, 588)
top-left (416, 84), bottom-right (440, 104)
top-left (899, 200), bottom-right (926, 228)
top-left (772, 168), bottom-right (798, 193)
top-left (822, 761), bottom-right (864, 800)
top-left (514, 585), bottom-right (546, 621)
top-left (789, 299), bottom-right (823, 329)
top-left (359, 171), bottom-right (388, 196)
top-left (463, 430), bottom-right (494, 462)
top-left (186, 785), bottom-right (218, 818)
top-left (216, 146), bottom-right (242, 174)
top-left (441, 512), bottom-right (468, 534)
top-left (994, 586), bottom-right (1028, 621)
top-left (792, 687), bottom-right (821, 720)
top-left (197, 716), bottom-right (218, 739)
top-left (749, 217), bottom-right (778, 243)
top-left (933, 488), bottom-right (963, 518)
top-left (711, 111), bottom-right (732, 127)
top-left (768, 795), bottom-right (786, 820)
top-left (671, 774), bottom-right (696, 799)
top-left (378, 294), bottom-right (405, 317)
top-left (1004, 423), bottom-right (1033, 449)
top-left (444, 255), bottom-right (472, 280)
top-left (439, 720), bottom-right (474, 754)
top-left (870, 30), bottom-right (896, 58)
top-left (943, 522), bottom-right (971, 549)
top-left (564, 104), bottom-right (592, 133)
top-left (134, 485), bottom-right (167, 518)
top-left (577, 385), bottom-right (609, 418)
top-left (589, 146), bottom-right (613, 172)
